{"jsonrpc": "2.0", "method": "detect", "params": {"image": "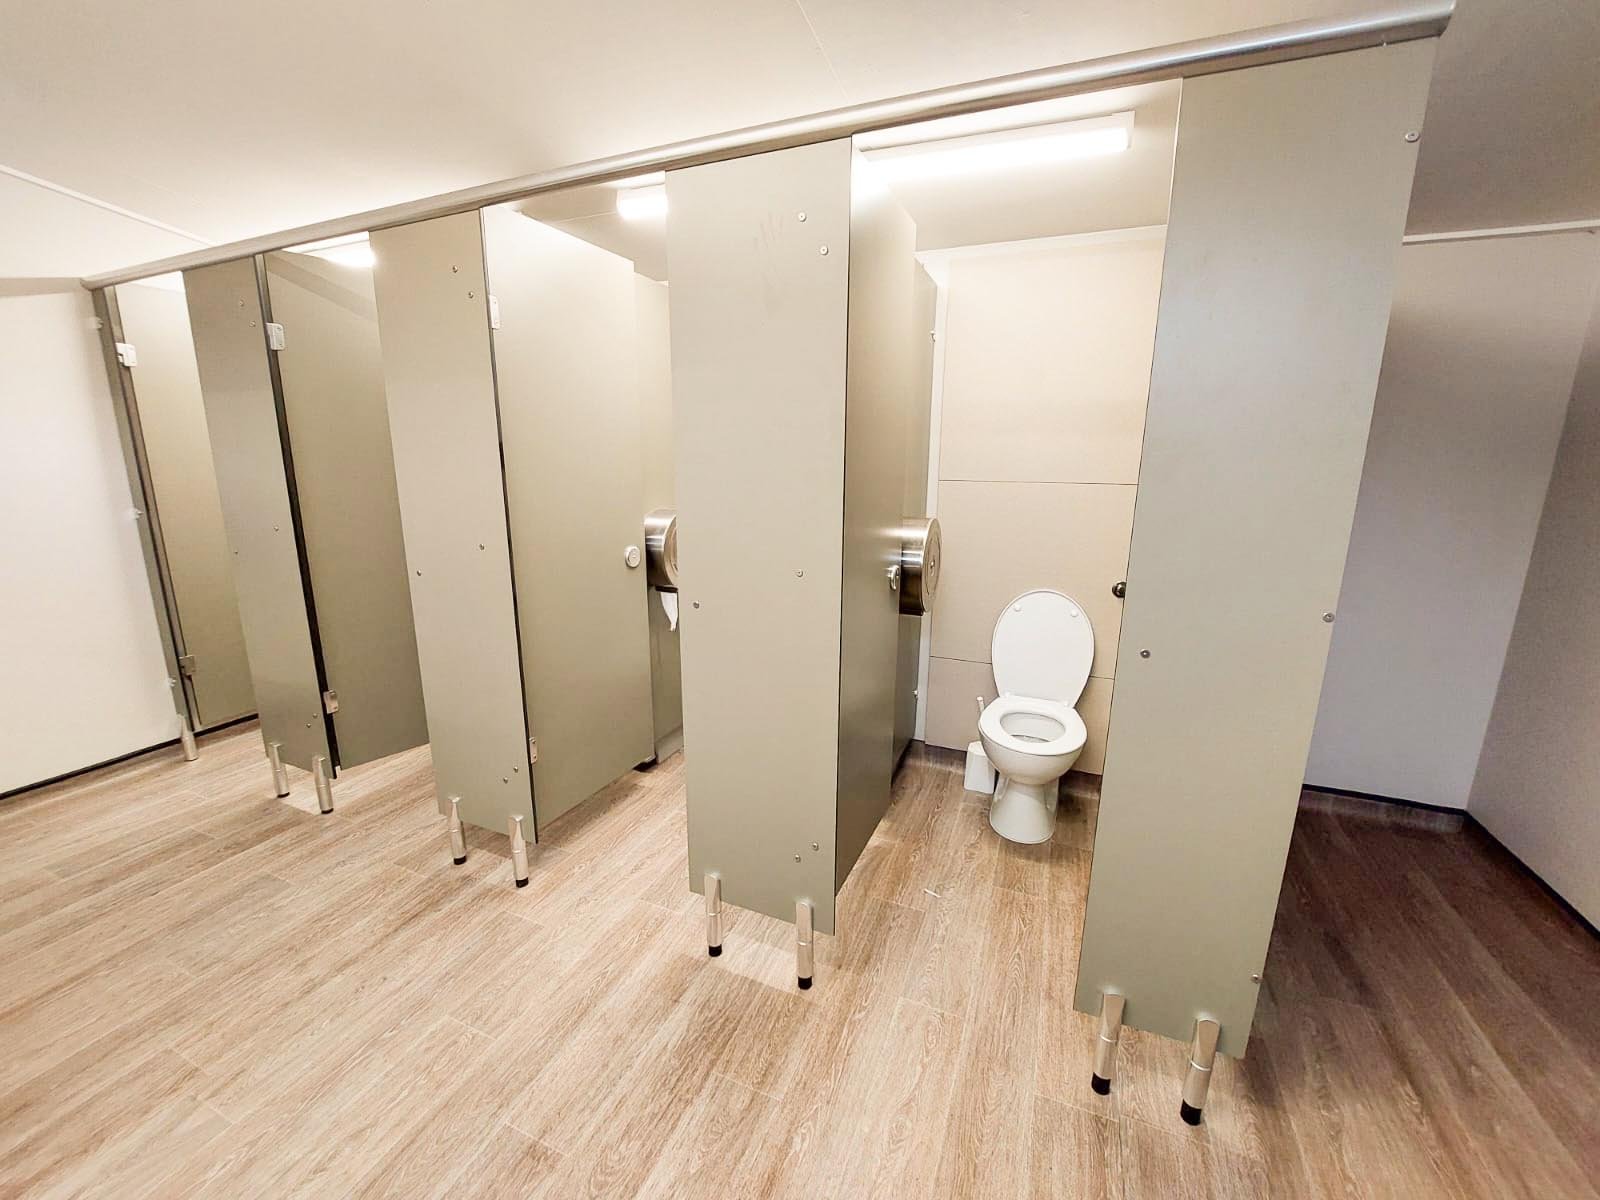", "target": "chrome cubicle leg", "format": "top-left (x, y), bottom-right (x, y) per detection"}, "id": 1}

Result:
top-left (508, 814), bottom-right (530, 888)
top-left (312, 755), bottom-right (334, 814)
top-left (447, 796), bottom-right (467, 865)
top-left (178, 713), bottom-right (198, 762)
top-left (266, 740), bottom-right (290, 798)
top-left (1180, 1018), bottom-right (1221, 1125)
top-left (795, 899), bottom-right (814, 990)
top-left (705, 873), bottom-right (723, 957)
top-left (1091, 991), bottom-right (1126, 1095)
